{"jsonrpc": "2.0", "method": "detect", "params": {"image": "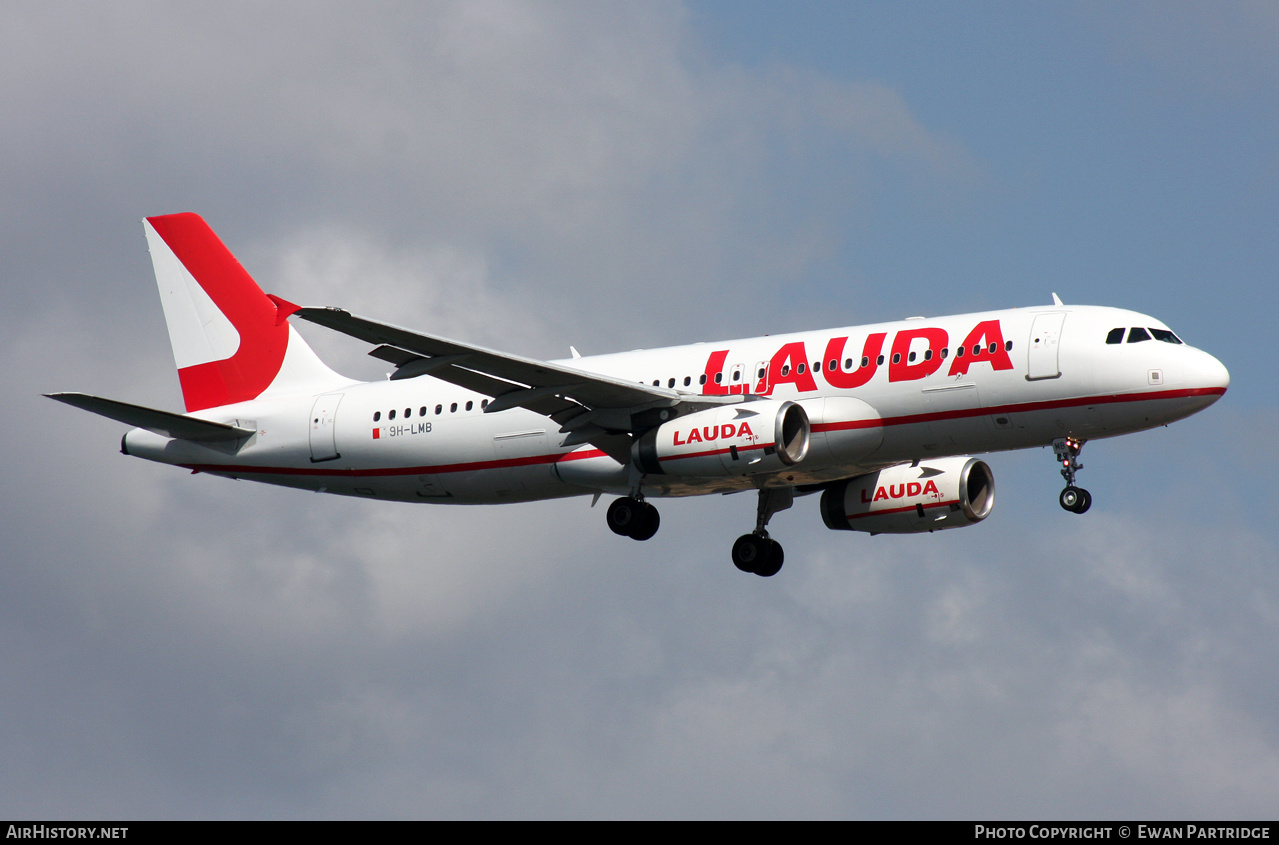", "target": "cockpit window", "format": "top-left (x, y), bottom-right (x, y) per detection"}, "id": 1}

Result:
top-left (1112, 326), bottom-right (1182, 345)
